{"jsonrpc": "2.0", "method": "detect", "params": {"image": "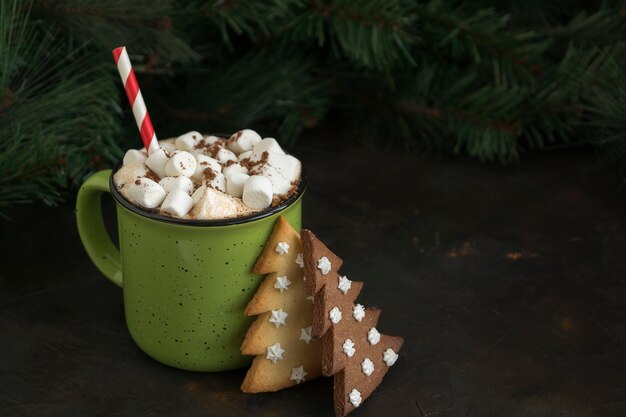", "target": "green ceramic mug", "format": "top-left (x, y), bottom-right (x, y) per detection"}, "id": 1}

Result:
top-left (76, 169), bottom-right (305, 371)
